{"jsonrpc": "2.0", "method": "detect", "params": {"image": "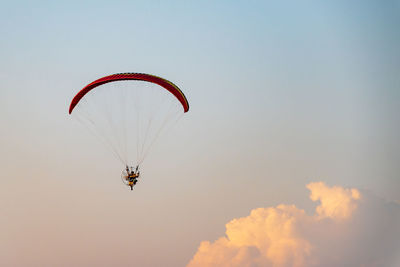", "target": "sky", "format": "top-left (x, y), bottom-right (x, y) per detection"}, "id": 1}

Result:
top-left (1, 1), bottom-right (399, 266)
